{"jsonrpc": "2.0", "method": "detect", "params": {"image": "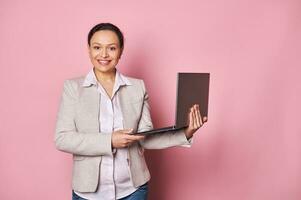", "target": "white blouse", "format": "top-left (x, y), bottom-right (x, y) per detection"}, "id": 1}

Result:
top-left (75, 69), bottom-right (137, 200)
